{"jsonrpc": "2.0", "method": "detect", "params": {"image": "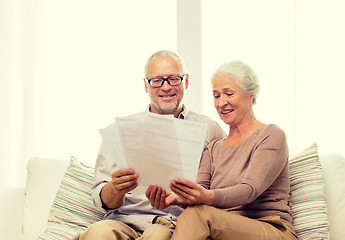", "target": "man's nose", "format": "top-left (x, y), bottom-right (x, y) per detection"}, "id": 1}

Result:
top-left (161, 79), bottom-right (172, 91)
